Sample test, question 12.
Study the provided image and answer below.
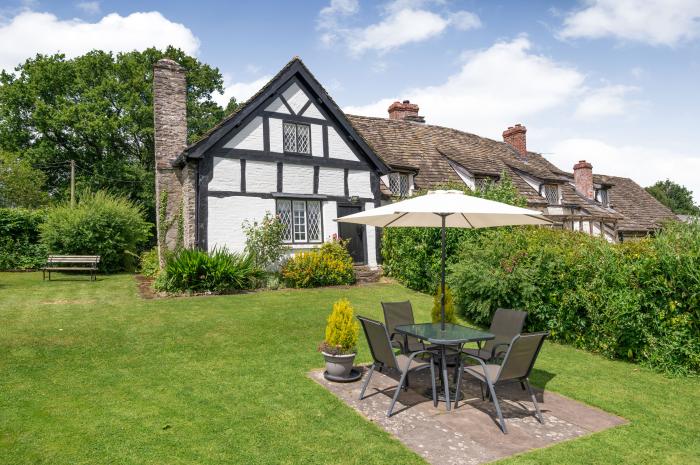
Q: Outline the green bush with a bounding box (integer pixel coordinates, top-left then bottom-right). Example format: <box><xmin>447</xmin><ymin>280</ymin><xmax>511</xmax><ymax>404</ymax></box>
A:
<box><xmin>40</xmin><ymin>191</ymin><xmax>151</xmax><ymax>272</ymax></box>
<box><xmin>448</xmin><ymin>223</ymin><xmax>700</xmax><ymax>376</ymax></box>
<box><xmin>281</xmin><ymin>239</ymin><xmax>355</xmax><ymax>288</ymax></box>
<box><xmin>0</xmin><ymin>208</ymin><xmax>47</xmax><ymax>270</ymax></box>
<box><xmin>242</xmin><ymin>212</ymin><xmax>289</xmax><ymax>270</ymax></box>
<box><xmin>139</xmin><ymin>247</ymin><xmax>160</xmax><ymax>278</ymax></box>
<box><xmin>431</xmin><ymin>284</ymin><xmax>457</xmax><ymax>324</ymax></box>
<box><xmin>154</xmin><ymin>247</ymin><xmax>263</xmax><ymax>293</ymax></box>
<box><xmin>382</xmin><ymin>172</ymin><xmax>526</xmax><ymax>293</ymax></box>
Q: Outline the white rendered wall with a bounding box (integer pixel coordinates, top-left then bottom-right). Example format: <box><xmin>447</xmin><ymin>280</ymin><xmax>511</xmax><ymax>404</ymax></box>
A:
<box><xmin>323</xmin><ymin>201</ymin><xmax>338</xmax><ymax>240</ymax></box>
<box><xmin>302</xmin><ymin>102</ymin><xmax>325</xmax><ymax>120</ymax></box>
<box><xmin>311</xmin><ymin>124</ymin><xmax>323</xmax><ymax>157</ymax></box>
<box><xmin>317</xmin><ymin>167</ymin><xmax>345</xmax><ymax>196</ymax></box>
<box><xmin>269</xmin><ymin>118</ymin><xmax>283</xmax><ymax>153</ymax></box>
<box><xmin>245</xmin><ymin>161</ymin><xmax>278</xmax><ymax>193</ymax></box>
<box><xmin>364</xmin><ymin>202</ymin><xmax>378</xmax><ymax>268</ymax></box>
<box><xmin>207</xmin><ymin>196</ymin><xmax>274</xmax><ymax>253</ymax></box>
<box><xmin>265</xmin><ymin>97</ymin><xmax>289</xmax><ymax>114</ymax></box>
<box><xmin>209</xmin><ymin>157</ymin><xmax>240</xmax><ymax>191</ymax></box>
<box><xmin>282</xmin><ymin>83</ymin><xmax>308</xmax><ymax>114</ymax></box>
<box><xmin>348</xmin><ymin>170</ymin><xmax>372</xmax><ymax>198</ymax></box>
<box><xmin>327</xmin><ymin>127</ymin><xmax>359</xmax><ymax>161</ymax></box>
<box><xmin>282</xmin><ymin>165</ymin><xmax>314</xmax><ymax>194</ymax></box>
<box><xmin>223</xmin><ymin>116</ymin><xmax>263</xmax><ymax>151</ymax></box>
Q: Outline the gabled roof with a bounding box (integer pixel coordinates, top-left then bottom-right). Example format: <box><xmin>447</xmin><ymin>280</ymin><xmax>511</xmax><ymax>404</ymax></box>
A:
<box><xmin>176</xmin><ymin>57</ymin><xmax>389</xmax><ymax>173</ymax></box>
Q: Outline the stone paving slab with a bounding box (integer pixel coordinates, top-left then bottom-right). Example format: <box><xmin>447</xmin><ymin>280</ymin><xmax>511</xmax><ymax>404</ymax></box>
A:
<box><xmin>309</xmin><ymin>365</ymin><xmax>626</xmax><ymax>465</ymax></box>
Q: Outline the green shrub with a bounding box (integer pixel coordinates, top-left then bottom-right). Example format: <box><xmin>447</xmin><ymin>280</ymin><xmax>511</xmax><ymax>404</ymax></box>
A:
<box><xmin>319</xmin><ymin>298</ymin><xmax>359</xmax><ymax>355</ymax></box>
<box><xmin>448</xmin><ymin>224</ymin><xmax>700</xmax><ymax>376</ymax></box>
<box><xmin>431</xmin><ymin>284</ymin><xmax>457</xmax><ymax>324</ymax></box>
<box><xmin>40</xmin><ymin>191</ymin><xmax>151</xmax><ymax>272</ymax></box>
<box><xmin>154</xmin><ymin>247</ymin><xmax>263</xmax><ymax>293</ymax></box>
<box><xmin>281</xmin><ymin>239</ymin><xmax>355</xmax><ymax>288</ymax></box>
<box><xmin>139</xmin><ymin>247</ymin><xmax>160</xmax><ymax>278</ymax></box>
<box><xmin>242</xmin><ymin>212</ymin><xmax>289</xmax><ymax>270</ymax></box>
<box><xmin>0</xmin><ymin>208</ymin><xmax>47</xmax><ymax>270</ymax></box>
<box><xmin>381</xmin><ymin>172</ymin><xmax>526</xmax><ymax>293</ymax></box>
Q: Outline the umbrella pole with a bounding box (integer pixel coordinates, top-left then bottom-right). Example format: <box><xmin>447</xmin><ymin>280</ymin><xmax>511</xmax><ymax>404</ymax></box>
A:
<box><xmin>441</xmin><ymin>214</ymin><xmax>446</xmax><ymax>331</ymax></box>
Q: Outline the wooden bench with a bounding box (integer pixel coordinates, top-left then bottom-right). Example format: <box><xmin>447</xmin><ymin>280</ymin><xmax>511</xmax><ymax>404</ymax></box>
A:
<box><xmin>42</xmin><ymin>255</ymin><xmax>101</xmax><ymax>281</ymax></box>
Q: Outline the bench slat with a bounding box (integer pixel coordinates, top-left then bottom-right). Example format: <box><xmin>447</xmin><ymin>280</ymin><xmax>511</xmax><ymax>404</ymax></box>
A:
<box><xmin>42</xmin><ymin>267</ymin><xmax>96</xmax><ymax>271</ymax></box>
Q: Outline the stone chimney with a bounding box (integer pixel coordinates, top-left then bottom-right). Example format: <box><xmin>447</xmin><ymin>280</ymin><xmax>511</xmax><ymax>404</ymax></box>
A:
<box><xmin>388</xmin><ymin>100</ymin><xmax>425</xmax><ymax>123</ymax></box>
<box><xmin>153</xmin><ymin>58</ymin><xmax>195</xmax><ymax>260</ymax></box>
<box><xmin>503</xmin><ymin>124</ymin><xmax>527</xmax><ymax>159</ymax></box>
<box><xmin>573</xmin><ymin>160</ymin><xmax>594</xmax><ymax>199</ymax></box>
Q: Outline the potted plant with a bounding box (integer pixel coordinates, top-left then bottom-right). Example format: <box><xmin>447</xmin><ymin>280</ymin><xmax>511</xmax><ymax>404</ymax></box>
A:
<box><xmin>319</xmin><ymin>298</ymin><xmax>360</xmax><ymax>381</ymax></box>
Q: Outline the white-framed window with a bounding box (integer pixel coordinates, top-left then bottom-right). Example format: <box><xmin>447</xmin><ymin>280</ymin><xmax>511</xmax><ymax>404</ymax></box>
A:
<box><xmin>283</xmin><ymin>122</ymin><xmax>311</xmax><ymax>154</ymax></box>
<box><xmin>595</xmin><ymin>188</ymin><xmax>609</xmax><ymax>206</ymax></box>
<box><xmin>474</xmin><ymin>177</ymin><xmax>490</xmax><ymax>192</ymax></box>
<box><xmin>276</xmin><ymin>199</ymin><xmax>322</xmax><ymax>244</ymax></box>
<box><xmin>540</xmin><ymin>184</ymin><xmax>560</xmax><ymax>205</ymax></box>
<box><xmin>388</xmin><ymin>172</ymin><xmax>410</xmax><ymax>197</ymax></box>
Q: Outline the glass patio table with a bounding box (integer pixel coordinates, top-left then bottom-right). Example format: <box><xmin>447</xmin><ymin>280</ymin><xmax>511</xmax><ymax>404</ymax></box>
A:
<box><xmin>394</xmin><ymin>323</ymin><xmax>494</xmax><ymax>411</ymax></box>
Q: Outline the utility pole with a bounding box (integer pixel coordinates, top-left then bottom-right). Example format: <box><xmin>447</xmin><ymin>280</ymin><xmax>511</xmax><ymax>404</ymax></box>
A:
<box><xmin>70</xmin><ymin>160</ymin><xmax>75</xmax><ymax>207</ymax></box>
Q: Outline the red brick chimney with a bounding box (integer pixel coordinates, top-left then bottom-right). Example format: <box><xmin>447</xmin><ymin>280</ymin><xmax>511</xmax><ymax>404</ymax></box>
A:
<box><xmin>388</xmin><ymin>100</ymin><xmax>424</xmax><ymax>123</ymax></box>
<box><xmin>503</xmin><ymin>124</ymin><xmax>527</xmax><ymax>158</ymax></box>
<box><xmin>573</xmin><ymin>160</ymin><xmax>594</xmax><ymax>199</ymax></box>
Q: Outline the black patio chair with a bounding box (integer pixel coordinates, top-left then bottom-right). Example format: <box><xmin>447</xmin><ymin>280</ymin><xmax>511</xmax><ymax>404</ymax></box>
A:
<box><xmin>381</xmin><ymin>301</ymin><xmax>425</xmax><ymax>354</ymax></box>
<box><xmin>357</xmin><ymin>316</ymin><xmax>437</xmax><ymax>417</ymax></box>
<box><xmin>462</xmin><ymin>309</ymin><xmax>528</xmax><ymax>363</ymax></box>
<box><xmin>454</xmin><ymin>331</ymin><xmax>549</xmax><ymax>434</ymax></box>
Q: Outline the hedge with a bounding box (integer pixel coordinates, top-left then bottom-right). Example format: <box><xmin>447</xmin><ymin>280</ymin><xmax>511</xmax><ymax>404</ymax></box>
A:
<box><xmin>0</xmin><ymin>208</ymin><xmax>47</xmax><ymax>270</ymax></box>
<box><xmin>448</xmin><ymin>224</ymin><xmax>700</xmax><ymax>376</ymax></box>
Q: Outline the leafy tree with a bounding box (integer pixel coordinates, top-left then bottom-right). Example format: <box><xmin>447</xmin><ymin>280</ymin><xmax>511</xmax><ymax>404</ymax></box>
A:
<box><xmin>0</xmin><ymin>150</ymin><xmax>48</xmax><ymax>208</ymax></box>
<box><xmin>646</xmin><ymin>180</ymin><xmax>700</xmax><ymax>216</ymax></box>
<box><xmin>0</xmin><ymin>47</ymin><xmax>238</xmax><ymax>219</ymax></box>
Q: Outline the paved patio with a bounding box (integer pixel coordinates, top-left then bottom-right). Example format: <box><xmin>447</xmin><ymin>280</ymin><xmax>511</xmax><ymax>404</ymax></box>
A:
<box><xmin>309</xmin><ymin>365</ymin><xmax>626</xmax><ymax>465</ymax></box>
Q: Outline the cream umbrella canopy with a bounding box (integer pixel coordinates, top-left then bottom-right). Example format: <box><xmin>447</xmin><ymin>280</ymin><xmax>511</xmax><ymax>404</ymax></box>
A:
<box><xmin>336</xmin><ymin>190</ymin><xmax>552</xmax><ymax>329</ymax></box>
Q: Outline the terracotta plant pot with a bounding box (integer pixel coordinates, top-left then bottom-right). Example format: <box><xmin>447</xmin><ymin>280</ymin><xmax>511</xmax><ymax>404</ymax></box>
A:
<box><xmin>322</xmin><ymin>352</ymin><xmax>356</xmax><ymax>379</ymax></box>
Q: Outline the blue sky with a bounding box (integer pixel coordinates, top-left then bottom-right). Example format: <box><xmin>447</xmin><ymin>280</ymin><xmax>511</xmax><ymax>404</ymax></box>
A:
<box><xmin>1</xmin><ymin>0</ymin><xmax>699</xmax><ymax>200</ymax></box>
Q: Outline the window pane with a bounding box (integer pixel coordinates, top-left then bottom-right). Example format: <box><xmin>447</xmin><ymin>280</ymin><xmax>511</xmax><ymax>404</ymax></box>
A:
<box><xmin>544</xmin><ymin>185</ymin><xmax>559</xmax><ymax>205</ymax></box>
<box><xmin>283</xmin><ymin>122</ymin><xmax>297</xmax><ymax>152</ymax></box>
<box><xmin>296</xmin><ymin>124</ymin><xmax>310</xmax><ymax>154</ymax></box>
<box><xmin>399</xmin><ymin>174</ymin><xmax>409</xmax><ymax>197</ymax></box>
<box><xmin>292</xmin><ymin>200</ymin><xmax>307</xmax><ymax>242</ymax></box>
<box><xmin>276</xmin><ymin>200</ymin><xmax>292</xmax><ymax>243</ymax></box>
<box><xmin>475</xmin><ymin>178</ymin><xmax>488</xmax><ymax>191</ymax></box>
<box><xmin>389</xmin><ymin>173</ymin><xmax>401</xmax><ymax>196</ymax></box>
<box><xmin>307</xmin><ymin>201</ymin><xmax>321</xmax><ymax>242</ymax></box>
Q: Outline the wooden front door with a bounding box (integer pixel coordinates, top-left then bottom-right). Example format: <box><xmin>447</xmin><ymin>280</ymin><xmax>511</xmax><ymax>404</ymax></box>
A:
<box><xmin>337</xmin><ymin>205</ymin><xmax>365</xmax><ymax>264</ymax></box>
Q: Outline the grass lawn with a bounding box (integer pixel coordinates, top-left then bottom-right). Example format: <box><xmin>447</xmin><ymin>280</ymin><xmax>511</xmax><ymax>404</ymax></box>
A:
<box><xmin>1</xmin><ymin>273</ymin><xmax>698</xmax><ymax>465</ymax></box>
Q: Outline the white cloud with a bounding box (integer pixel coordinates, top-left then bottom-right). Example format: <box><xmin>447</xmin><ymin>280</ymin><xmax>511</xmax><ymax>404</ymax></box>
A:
<box><xmin>547</xmin><ymin>138</ymin><xmax>700</xmax><ymax>203</ymax></box>
<box><xmin>0</xmin><ymin>10</ymin><xmax>199</xmax><ymax>72</ymax></box>
<box><xmin>317</xmin><ymin>0</ymin><xmax>480</xmax><ymax>55</ymax></box>
<box><xmin>76</xmin><ymin>1</ymin><xmax>100</xmax><ymax>15</ymax></box>
<box><xmin>574</xmin><ymin>84</ymin><xmax>640</xmax><ymax>119</ymax></box>
<box><xmin>213</xmin><ymin>75</ymin><xmax>272</xmax><ymax>108</ymax></box>
<box><xmin>344</xmin><ymin>37</ymin><xmax>585</xmax><ymax>138</ymax></box>
<box><xmin>559</xmin><ymin>0</ymin><xmax>700</xmax><ymax>46</ymax></box>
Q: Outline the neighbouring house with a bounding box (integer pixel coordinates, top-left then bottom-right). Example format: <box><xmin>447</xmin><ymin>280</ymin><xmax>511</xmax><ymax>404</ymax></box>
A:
<box><xmin>153</xmin><ymin>57</ymin><xmax>676</xmax><ymax>267</ymax></box>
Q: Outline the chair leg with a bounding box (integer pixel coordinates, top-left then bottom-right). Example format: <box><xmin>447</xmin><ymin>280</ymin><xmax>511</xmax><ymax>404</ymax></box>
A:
<box><xmin>524</xmin><ymin>379</ymin><xmax>544</xmax><ymax>423</ymax></box>
<box><xmin>404</xmin><ymin>372</ymin><xmax>409</xmax><ymax>391</ymax></box>
<box><xmin>479</xmin><ymin>381</ymin><xmax>485</xmax><ymax>401</ymax></box>
<box><xmin>430</xmin><ymin>358</ymin><xmax>437</xmax><ymax>408</ymax></box>
<box><xmin>441</xmin><ymin>349</ymin><xmax>451</xmax><ymax>411</ymax></box>
<box><xmin>453</xmin><ymin>360</ymin><xmax>464</xmax><ymax>409</ymax></box>
<box><xmin>359</xmin><ymin>364</ymin><xmax>376</xmax><ymax>400</ymax></box>
<box><xmin>520</xmin><ymin>381</ymin><xmax>526</xmax><ymax>391</ymax></box>
<box><xmin>387</xmin><ymin>370</ymin><xmax>409</xmax><ymax>417</ymax></box>
<box><xmin>486</xmin><ymin>380</ymin><xmax>507</xmax><ymax>434</ymax></box>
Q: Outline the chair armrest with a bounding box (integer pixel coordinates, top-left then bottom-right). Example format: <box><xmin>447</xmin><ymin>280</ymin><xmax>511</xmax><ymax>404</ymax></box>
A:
<box><xmin>461</xmin><ymin>353</ymin><xmax>495</xmax><ymax>383</ymax></box>
<box><xmin>490</xmin><ymin>342</ymin><xmax>510</xmax><ymax>360</ymax></box>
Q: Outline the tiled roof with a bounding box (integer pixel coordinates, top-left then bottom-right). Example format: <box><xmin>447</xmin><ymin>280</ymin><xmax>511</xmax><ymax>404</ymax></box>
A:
<box><xmin>346</xmin><ymin>114</ymin><xmax>670</xmax><ymax>230</ymax></box>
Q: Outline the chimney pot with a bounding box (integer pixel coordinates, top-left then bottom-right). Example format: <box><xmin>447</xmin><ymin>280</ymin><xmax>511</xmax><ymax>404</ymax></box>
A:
<box><xmin>388</xmin><ymin>100</ymin><xmax>423</xmax><ymax>122</ymax></box>
<box><xmin>573</xmin><ymin>160</ymin><xmax>594</xmax><ymax>199</ymax></box>
<box><xmin>502</xmin><ymin>123</ymin><xmax>527</xmax><ymax>159</ymax></box>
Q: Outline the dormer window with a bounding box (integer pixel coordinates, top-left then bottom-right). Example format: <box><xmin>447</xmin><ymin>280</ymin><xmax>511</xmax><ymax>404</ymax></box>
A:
<box><xmin>283</xmin><ymin>122</ymin><xmax>310</xmax><ymax>154</ymax></box>
<box><xmin>595</xmin><ymin>188</ymin><xmax>609</xmax><ymax>206</ymax></box>
<box><xmin>540</xmin><ymin>184</ymin><xmax>560</xmax><ymax>205</ymax></box>
<box><xmin>389</xmin><ymin>172</ymin><xmax>410</xmax><ymax>198</ymax></box>
<box><xmin>474</xmin><ymin>177</ymin><xmax>490</xmax><ymax>192</ymax></box>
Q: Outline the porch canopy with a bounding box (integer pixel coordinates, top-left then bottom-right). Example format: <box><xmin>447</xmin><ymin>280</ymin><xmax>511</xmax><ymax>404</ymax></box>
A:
<box><xmin>336</xmin><ymin>190</ymin><xmax>552</xmax><ymax>328</ymax></box>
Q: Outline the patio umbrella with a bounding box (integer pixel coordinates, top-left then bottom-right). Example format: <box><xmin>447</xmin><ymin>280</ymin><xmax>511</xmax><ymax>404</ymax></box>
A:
<box><xmin>336</xmin><ymin>190</ymin><xmax>552</xmax><ymax>330</ymax></box>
